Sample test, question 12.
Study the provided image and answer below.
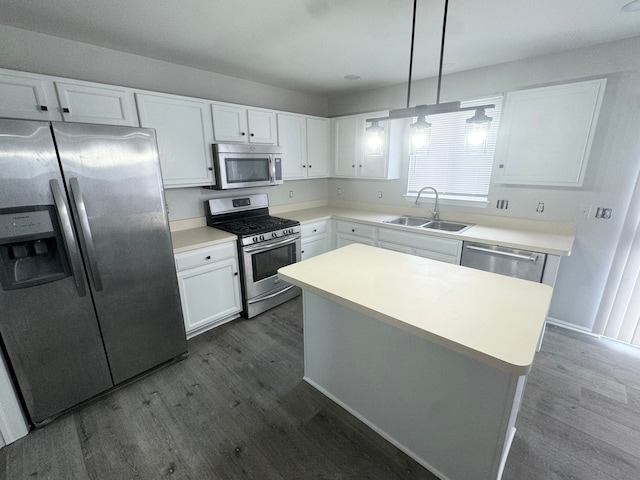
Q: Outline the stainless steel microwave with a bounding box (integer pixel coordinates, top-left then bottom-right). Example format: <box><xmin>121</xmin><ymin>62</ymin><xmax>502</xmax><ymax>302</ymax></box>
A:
<box><xmin>211</xmin><ymin>144</ymin><xmax>283</xmax><ymax>190</ymax></box>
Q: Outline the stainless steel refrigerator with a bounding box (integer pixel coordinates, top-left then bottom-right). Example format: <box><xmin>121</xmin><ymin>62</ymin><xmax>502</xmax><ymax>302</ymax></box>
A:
<box><xmin>0</xmin><ymin>118</ymin><xmax>187</xmax><ymax>426</ymax></box>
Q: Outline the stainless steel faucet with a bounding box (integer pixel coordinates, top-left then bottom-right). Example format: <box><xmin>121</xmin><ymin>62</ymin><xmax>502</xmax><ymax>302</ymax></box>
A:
<box><xmin>415</xmin><ymin>186</ymin><xmax>439</xmax><ymax>220</ymax></box>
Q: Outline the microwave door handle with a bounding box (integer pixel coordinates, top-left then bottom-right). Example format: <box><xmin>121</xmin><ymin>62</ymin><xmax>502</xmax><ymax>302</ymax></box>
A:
<box><xmin>269</xmin><ymin>154</ymin><xmax>276</xmax><ymax>183</ymax></box>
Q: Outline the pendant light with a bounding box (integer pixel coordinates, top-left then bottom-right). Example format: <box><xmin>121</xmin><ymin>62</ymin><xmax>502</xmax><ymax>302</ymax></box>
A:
<box><xmin>365</xmin><ymin>120</ymin><xmax>384</xmax><ymax>156</ymax></box>
<box><xmin>365</xmin><ymin>0</ymin><xmax>495</xmax><ymax>150</ymax></box>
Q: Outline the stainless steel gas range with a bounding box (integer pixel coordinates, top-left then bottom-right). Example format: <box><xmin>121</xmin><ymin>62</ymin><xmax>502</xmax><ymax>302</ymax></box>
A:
<box><xmin>205</xmin><ymin>194</ymin><xmax>301</xmax><ymax>318</ymax></box>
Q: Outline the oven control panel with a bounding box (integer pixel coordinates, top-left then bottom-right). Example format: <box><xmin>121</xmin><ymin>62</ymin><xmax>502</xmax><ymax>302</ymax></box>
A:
<box><xmin>242</xmin><ymin>225</ymin><xmax>301</xmax><ymax>246</ymax></box>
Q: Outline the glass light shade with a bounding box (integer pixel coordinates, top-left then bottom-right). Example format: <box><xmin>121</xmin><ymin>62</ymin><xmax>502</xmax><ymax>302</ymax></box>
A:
<box><xmin>466</xmin><ymin>123</ymin><xmax>489</xmax><ymax>146</ymax></box>
<box><xmin>365</xmin><ymin>122</ymin><xmax>384</xmax><ymax>156</ymax></box>
<box><xmin>410</xmin><ymin>116</ymin><xmax>431</xmax><ymax>154</ymax></box>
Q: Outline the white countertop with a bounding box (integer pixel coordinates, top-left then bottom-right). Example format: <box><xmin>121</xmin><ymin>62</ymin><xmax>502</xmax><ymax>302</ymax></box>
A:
<box><xmin>170</xmin><ymin>204</ymin><xmax>575</xmax><ymax>256</ymax></box>
<box><xmin>279</xmin><ymin>206</ymin><xmax>574</xmax><ymax>256</ymax></box>
<box><xmin>171</xmin><ymin>226</ymin><xmax>236</xmax><ymax>253</ymax></box>
<box><xmin>278</xmin><ymin>244</ymin><xmax>553</xmax><ymax>375</ymax></box>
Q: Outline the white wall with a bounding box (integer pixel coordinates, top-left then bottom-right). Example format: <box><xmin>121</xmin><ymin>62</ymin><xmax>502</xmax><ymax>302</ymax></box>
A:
<box><xmin>326</xmin><ymin>36</ymin><xmax>640</xmax><ymax>332</ymax></box>
<box><xmin>0</xmin><ymin>25</ymin><xmax>328</xmax><ymax>116</ymax></box>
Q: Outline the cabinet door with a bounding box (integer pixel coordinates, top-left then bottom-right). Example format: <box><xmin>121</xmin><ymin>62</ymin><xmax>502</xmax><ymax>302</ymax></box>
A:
<box><xmin>55</xmin><ymin>81</ymin><xmax>138</xmax><ymax>126</ymax></box>
<box><xmin>301</xmin><ymin>235</ymin><xmax>328</xmax><ymax>260</ymax></box>
<box><xmin>333</xmin><ymin>116</ymin><xmax>360</xmax><ymax>177</ymax></box>
<box><xmin>307</xmin><ymin>117</ymin><xmax>330</xmax><ymax>177</ymax></box>
<box><xmin>137</xmin><ymin>93</ymin><xmax>214</xmax><ymax>187</ymax></box>
<box><xmin>247</xmin><ymin>109</ymin><xmax>277</xmax><ymax>144</ymax></box>
<box><xmin>494</xmin><ymin>79</ymin><xmax>606</xmax><ymax>186</ymax></box>
<box><xmin>177</xmin><ymin>257</ymin><xmax>241</xmax><ymax>336</ymax></box>
<box><xmin>0</xmin><ymin>71</ymin><xmax>61</xmax><ymax>121</ymax></box>
<box><xmin>278</xmin><ymin>113</ymin><xmax>307</xmax><ymax>179</ymax></box>
<box><xmin>211</xmin><ymin>104</ymin><xmax>248</xmax><ymax>143</ymax></box>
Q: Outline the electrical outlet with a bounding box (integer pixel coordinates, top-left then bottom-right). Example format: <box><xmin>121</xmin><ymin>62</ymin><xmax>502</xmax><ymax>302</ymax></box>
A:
<box><xmin>337</xmin><ymin>187</ymin><xmax>342</xmax><ymax>196</ymax></box>
<box><xmin>378</xmin><ymin>191</ymin><xmax>383</xmax><ymax>198</ymax></box>
<box><xmin>289</xmin><ymin>190</ymin><xmax>294</xmax><ymax>198</ymax></box>
<box><xmin>595</xmin><ymin>207</ymin><xmax>612</xmax><ymax>219</ymax></box>
<box><xmin>496</xmin><ymin>199</ymin><xmax>509</xmax><ymax>209</ymax></box>
<box><xmin>536</xmin><ymin>202</ymin><xmax>544</xmax><ymax>213</ymax></box>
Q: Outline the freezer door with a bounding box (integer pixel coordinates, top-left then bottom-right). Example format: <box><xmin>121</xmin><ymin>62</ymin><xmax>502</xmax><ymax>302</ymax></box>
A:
<box><xmin>52</xmin><ymin>122</ymin><xmax>187</xmax><ymax>384</ymax></box>
<box><xmin>0</xmin><ymin>119</ymin><xmax>113</xmax><ymax>425</ymax></box>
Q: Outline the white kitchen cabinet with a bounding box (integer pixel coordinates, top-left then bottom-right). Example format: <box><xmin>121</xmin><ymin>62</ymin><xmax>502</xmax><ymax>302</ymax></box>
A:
<box><xmin>494</xmin><ymin>78</ymin><xmax>606</xmax><ymax>187</ymax></box>
<box><xmin>301</xmin><ymin>220</ymin><xmax>330</xmax><ymax>260</ymax></box>
<box><xmin>377</xmin><ymin>227</ymin><xmax>462</xmax><ymax>264</ymax></box>
<box><xmin>306</xmin><ymin>117</ymin><xmax>330</xmax><ymax>177</ymax></box>
<box><xmin>175</xmin><ymin>242</ymin><xmax>242</xmax><ymax>338</ymax></box>
<box><xmin>54</xmin><ymin>80</ymin><xmax>138</xmax><ymax>126</ymax></box>
<box><xmin>0</xmin><ymin>69</ymin><xmax>137</xmax><ymax>126</ymax></box>
<box><xmin>335</xmin><ymin>220</ymin><xmax>376</xmax><ymax>248</ymax></box>
<box><xmin>211</xmin><ymin>103</ymin><xmax>277</xmax><ymax>144</ymax></box>
<box><xmin>0</xmin><ymin>70</ymin><xmax>61</xmax><ymax>120</ymax></box>
<box><xmin>136</xmin><ymin>93</ymin><xmax>215</xmax><ymax>188</ymax></box>
<box><xmin>278</xmin><ymin>114</ymin><xmax>330</xmax><ymax>179</ymax></box>
<box><xmin>332</xmin><ymin>112</ymin><xmax>400</xmax><ymax>179</ymax></box>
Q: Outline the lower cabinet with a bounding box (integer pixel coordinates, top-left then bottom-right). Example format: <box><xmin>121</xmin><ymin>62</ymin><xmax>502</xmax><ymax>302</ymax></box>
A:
<box><xmin>301</xmin><ymin>220</ymin><xmax>330</xmax><ymax>260</ymax></box>
<box><xmin>175</xmin><ymin>242</ymin><xmax>242</xmax><ymax>338</ymax></box>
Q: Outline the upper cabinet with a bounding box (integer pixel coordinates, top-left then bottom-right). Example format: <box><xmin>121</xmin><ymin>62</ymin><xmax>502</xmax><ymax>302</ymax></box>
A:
<box><xmin>54</xmin><ymin>81</ymin><xmax>138</xmax><ymax>126</ymax></box>
<box><xmin>0</xmin><ymin>70</ymin><xmax>60</xmax><ymax>121</ymax></box>
<box><xmin>0</xmin><ymin>69</ymin><xmax>138</xmax><ymax>126</ymax></box>
<box><xmin>277</xmin><ymin>114</ymin><xmax>329</xmax><ymax>179</ymax></box>
<box><xmin>332</xmin><ymin>112</ymin><xmax>400</xmax><ymax>180</ymax></box>
<box><xmin>211</xmin><ymin>103</ymin><xmax>276</xmax><ymax>144</ymax></box>
<box><xmin>136</xmin><ymin>93</ymin><xmax>214</xmax><ymax>188</ymax></box>
<box><xmin>494</xmin><ymin>79</ymin><xmax>606</xmax><ymax>187</ymax></box>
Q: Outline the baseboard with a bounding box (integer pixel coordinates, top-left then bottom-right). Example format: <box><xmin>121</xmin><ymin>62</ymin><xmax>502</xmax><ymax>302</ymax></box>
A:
<box><xmin>545</xmin><ymin>316</ymin><xmax>600</xmax><ymax>337</ymax></box>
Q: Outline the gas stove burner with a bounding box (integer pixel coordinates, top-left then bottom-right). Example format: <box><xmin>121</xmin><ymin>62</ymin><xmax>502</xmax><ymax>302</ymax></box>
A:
<box><xmin>214</xmin><ymin>215</ymin><xmax>299</xmax><ymax>237</ymax></box>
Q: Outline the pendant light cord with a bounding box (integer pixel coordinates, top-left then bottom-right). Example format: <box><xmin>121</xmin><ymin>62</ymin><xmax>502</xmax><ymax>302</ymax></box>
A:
<box><xmin>406</xmin><ymin>0</ymin><xmax>418</xmax><ymax>109</ymax></box>
<box><xmin>406</xmin><ymin>0</ymin><xmax>449</xmax><ymax>108</ymax></box>
<box><xmin>436</xmin><ymin>0</ymin><xmax>449</xmax><ymax>105</ymax></box>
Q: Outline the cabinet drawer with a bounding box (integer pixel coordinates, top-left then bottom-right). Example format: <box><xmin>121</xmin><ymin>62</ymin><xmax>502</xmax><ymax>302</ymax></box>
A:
<box><xmin>378</xmin><ymin>228</ymin><xmax>461</xmax><ymax>256</ymax></box>
<box><xmin>336</xmin><ymin>221</ymin><xmax>376</xmax><ymax>239</ymax></box>
<box><xmin>301</xmin><ymin>220</ymin><xmax>328</xmax><ymax>237</ymax></box>
<box><xmin>175</xmin><ymin>241</ymin><xmax>237</xmax><ymax>271</ymax></box>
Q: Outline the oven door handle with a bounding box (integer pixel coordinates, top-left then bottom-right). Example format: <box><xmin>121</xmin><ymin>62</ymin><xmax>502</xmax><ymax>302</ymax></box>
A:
<box><xmin>244</xmin><ymin>234</ymin><xmax>301</xmax><ymax>253</ymax></box>
<box><xmin>247</xmin><ymin>284</ymin><xmax>296</xmax><ymax>304</ymax></box>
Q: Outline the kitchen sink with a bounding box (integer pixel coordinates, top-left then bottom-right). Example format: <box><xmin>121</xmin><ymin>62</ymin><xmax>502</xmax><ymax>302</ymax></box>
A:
<box><xmin>382</xmin><ymin>215</ymin><xmax>431</xmax><ymax>227</ymax></box>
<box><xmin>383</xmin><ymin>216</ymin><xmax>472</xmax><ymax>233</ymax></box>
<box><xmin>421</xmin><ymin>220</ymin><xmax>473</xmax><ymax>233</ymax></box>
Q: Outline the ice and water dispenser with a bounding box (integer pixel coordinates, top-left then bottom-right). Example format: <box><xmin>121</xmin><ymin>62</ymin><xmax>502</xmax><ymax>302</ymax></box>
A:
<box><xmin>0</xmin><ymin>206</ymin><xmax>71</xmax><ymax>290</ymax></box>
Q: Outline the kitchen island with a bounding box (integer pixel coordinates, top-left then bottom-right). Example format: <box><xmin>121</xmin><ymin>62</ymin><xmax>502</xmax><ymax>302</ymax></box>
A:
<box><xmin>278</xmin><ymin>244</ymin><xmax>552</xmax><ymax>480</ymax></box>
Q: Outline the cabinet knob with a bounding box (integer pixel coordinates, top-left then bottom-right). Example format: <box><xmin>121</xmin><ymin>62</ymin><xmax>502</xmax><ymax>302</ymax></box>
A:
<box><xmin>352</xmin><ymin>164</ymin><xmax>355</xmax><ymax>168</ymax></box>
<box><xmin>40</xmin><ymin>105</ymin><xmax>48</xmax><ymax>112</ymax></box>
<box><xmin>302</xmin><ymin>165</ymin><xmax>306</xmax><ymax>168</ymax></box>
<box><xmin>205</xmin><ymin>255</ymin><xmax>211</xmax><ymax>260</ymax></box>
<box><xmin>208</xmin><ymin>167</ymin><xmax>213</xmax><ymax>171</ymax></box>
<box><xmin>359</xmin><ymin>164</ymin><xmax>363</xmax><ymax>167</ymax></box>
<box><xmin>250</xmin><ymin>133</ymin><xmax>255</xmax><ymax>137</ymax></box>
<box><xmin>301</xmin><ymin>250</ymin><xmax>305</xmax><ymax>254</ymax></box>
<box><xmin>313</xmin><ymin>229</ymin><xmax>317</xmax><ymax>233</ymax></box>
<box><xmin>234</xmin><ymin>272</ymin><xmax>238</xmax><ymax>276</ymax></box>
<box><xmin>241</xmin><ymin>132</ymin><xmax>246</xmax><ymax>136</ymax></box>
<box><xmin>63</xmin><ymin>107</ymin><xmax>70</xmax><ymax>113</ymax></box>
<box><xmin>351</xmin><ymin>229</ymin><xmax>355</xmax><ymax>232</ymax></box>
<box><xmin>308</xmin><ymin>165</ymin><xmax>312</xmax><ymax>168</ymax></box>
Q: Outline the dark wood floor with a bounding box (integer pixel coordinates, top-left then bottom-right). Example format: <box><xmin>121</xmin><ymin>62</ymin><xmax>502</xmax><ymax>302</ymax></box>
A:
<box><xmin>2</xmin><ymin>297</ymin><xmax>640</xmax><ymax>480</ymax></box>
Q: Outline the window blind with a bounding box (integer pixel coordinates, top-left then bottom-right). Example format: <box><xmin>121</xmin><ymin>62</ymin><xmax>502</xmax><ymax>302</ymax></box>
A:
<box><xmin>407</xmin><ymin>95</ymin><xmax>503</xmax><ymax>201</ymax></box>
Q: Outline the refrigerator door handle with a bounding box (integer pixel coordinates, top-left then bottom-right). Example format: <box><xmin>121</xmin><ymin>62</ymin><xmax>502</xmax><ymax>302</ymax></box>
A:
<box><xmin>69</xmin><ymin>177</ymin><xmax>103</xmax><ymax>291</ymax></box>
<box><xmin>49</xmin><ymin>179</ymin><xmax>87</xmax><ymax>297</ymax></box>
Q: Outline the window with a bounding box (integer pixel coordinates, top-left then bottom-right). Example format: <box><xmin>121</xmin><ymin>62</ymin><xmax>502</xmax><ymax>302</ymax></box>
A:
<box><xmin>407</xmin><ymin>95</ymin><xmax>503</xmax><ymax>204</ymax></box>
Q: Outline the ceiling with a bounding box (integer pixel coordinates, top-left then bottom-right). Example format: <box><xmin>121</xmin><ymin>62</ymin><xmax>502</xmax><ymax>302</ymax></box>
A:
<box><xmin>1</xmin><ymin>0</ymin><xmax>640</xmax><ymax>97</ymax></box>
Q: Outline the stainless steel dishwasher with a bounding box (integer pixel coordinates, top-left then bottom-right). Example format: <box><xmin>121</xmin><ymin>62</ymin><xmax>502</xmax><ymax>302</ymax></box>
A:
<box><xmin>460</xmin><ymin>241</ymin><xmax>546</xmax><ymax>282</ymax></box>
